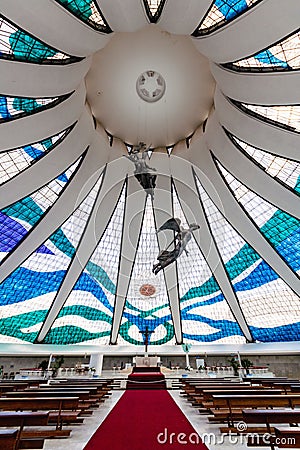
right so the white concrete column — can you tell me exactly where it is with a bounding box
[89,354,103,376]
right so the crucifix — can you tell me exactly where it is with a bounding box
[139,326,153,356]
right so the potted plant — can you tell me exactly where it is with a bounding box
[228,357,240,377]
[38,360,49,377]
[51,356,64,378]
[241,358,253,375]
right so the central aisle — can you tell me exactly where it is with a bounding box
[84,390,208,449]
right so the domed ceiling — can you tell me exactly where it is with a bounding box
[0,0,299,347]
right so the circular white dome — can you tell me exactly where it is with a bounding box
[86,25,215,148]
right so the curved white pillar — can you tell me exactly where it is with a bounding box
[98,0,148,31]
[158,0,212,35]
[0,57,91,97]
[211,62,300,105]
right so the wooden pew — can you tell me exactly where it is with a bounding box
[39,382,111,396]
[189,388,280,412]
[260,380,300,388]
[2,392,87,424]
[0,411,49,449]
[290,385,300,393]
[202,389,282,408]
[4,390,98,414]
[36,386,101,396]
[184,384,259,406]
[182,380,247,386]
[271,383,300,394]
[193,383,251,390]
[242,409,300,448]
[211,395,300,426]
[5,390,90,400]
[48,379,112,387]
[0,381,39,389]
[181,380,241,389]
[34,385,108,403]
[0,397,79,436]
[0,429,19,450]
[245,378,289,384]
[181,378,228,384]
[0,384,29,394]
[182,383,249,399]
[274,427,300,448]
[183,384,241,397]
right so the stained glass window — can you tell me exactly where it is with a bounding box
[0,157,82,263]
[216,160,300,273]
[229,133,300,192]
[0,16,77,63]
[124,195,175,345]
[172,189,244,343]
[225,31,300,71]
[0,176,102,343]
[0,128,70,185]
[234,100,300,132]
[55,1,111,32]
[0,94,69,123]
[196,174,300,342]
[43,183,125,345]
[194,0,261,36]
[143,0,165,22]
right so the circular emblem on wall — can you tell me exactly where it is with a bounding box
[136,70,166,103]
[139,283,156,297]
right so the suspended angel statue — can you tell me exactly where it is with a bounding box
[152,218,200,275]
[124,142,157,198]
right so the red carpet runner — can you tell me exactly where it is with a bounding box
[84,390,208,450]
[127,369,166,389]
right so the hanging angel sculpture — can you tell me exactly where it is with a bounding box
[152,218,200,275]
[124,142,157,198]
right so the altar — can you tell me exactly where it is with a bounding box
[134,356,160,367]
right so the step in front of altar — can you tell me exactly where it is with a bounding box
[127,371,166,390]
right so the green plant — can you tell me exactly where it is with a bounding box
[38,360,48,372]
[228,357,240,376]
[241,358,253,375]
[51,356,64,378]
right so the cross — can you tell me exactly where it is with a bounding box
[139,326,153,356]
